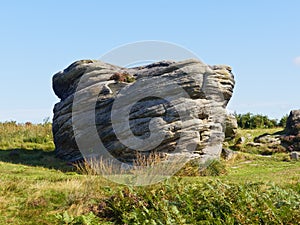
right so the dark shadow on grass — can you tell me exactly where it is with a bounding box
[274,129,286,135]
[0,148,75,172]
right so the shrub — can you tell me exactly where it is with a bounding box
[279,114,288,128]
[110,72,135,83]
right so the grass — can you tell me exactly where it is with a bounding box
[236,127,283,139]
[0,121,54,150]
[226,127,283,147]
[0,123,299,224]
[226,127,287,155]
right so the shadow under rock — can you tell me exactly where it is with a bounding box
[0,148,75,172]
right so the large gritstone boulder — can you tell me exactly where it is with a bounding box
[52,59,235,162]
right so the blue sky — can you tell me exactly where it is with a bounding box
[0,1,299,123]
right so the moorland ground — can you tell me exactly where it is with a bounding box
[0,122,299,224]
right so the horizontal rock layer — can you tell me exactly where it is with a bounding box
[52,59,235,162]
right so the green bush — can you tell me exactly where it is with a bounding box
[235,113,279,129]
[279,114,288,128]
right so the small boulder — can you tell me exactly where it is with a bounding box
[254,134,281,145]
[290,151,300,160]
[236,136,246,145]
[246,142,263,147]
[221,148,237,161]
[224,114,238,140]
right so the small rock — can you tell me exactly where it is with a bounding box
[224,114,238,140]
[236,137,246,145]
[254,134,281,145]
[290,151,300,160]
[245,133,252,139]
[246,142,263,147]
[221,148,237,161]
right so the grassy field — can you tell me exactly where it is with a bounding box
[0,123,299,224]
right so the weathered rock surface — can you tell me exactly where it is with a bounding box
[254,134,281,146]
[280,110,300,151]
[52,59,235,162]
[224,114,238,140]
[290,151,300,160]
[221,148,238,161]
[285,110,300,135]
[253,134,285,154]
[242,110,300,153]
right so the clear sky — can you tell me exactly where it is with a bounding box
[0,0,299,123]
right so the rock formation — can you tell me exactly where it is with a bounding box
[52,59,235,162]
[285,110,300,136]
[240,110,300,156]
[281,110,300,152]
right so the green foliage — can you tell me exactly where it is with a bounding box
[55,212,101,225]
[199,159,228,176]
[235,112,279,129]
[0,120,299,224]
[234,113,290,129]
[0,151,299,224]
[97,180,300,224]
[0,121,54,150]
[279,114,288,128]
